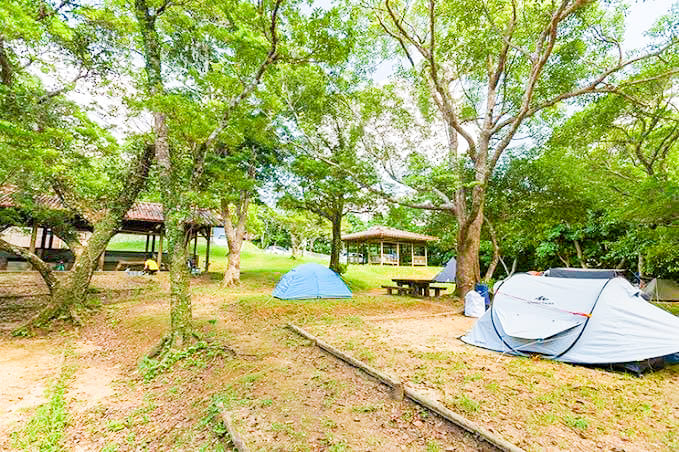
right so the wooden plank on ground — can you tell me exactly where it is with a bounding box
[286,323,525,452]
[217,403,249,452]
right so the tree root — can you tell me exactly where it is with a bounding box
[141,331,238,381]
[12,301,91,336]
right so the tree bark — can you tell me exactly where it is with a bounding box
[329,215,342,273]
[290,233,300,259]
[573,239,587,268]
[455,208,483,297]
[221,194,249,287]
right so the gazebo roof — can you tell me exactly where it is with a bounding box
[0,185,220,229]
[342,226,438,243]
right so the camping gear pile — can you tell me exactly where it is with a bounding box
[464,290,486,317]
[272,263,352,300]
[462,273,679,372]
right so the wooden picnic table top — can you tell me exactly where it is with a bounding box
[391,278,436,285]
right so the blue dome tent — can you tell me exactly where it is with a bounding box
[272,263,352,300]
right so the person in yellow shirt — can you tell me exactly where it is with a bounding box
[144,256,159,275]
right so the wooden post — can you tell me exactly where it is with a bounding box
[145,234,150,254]
[39,227,47,257]
[411,243,414,267]
[29,223,38,254]
[193,232,198,261]
[156,230,164,267]
[204,228,211,272]
[380,241,384,265]
[424,245,428,266]
[396,242,400,266]
[98,250,106,270]
[47,229,54,250]
[151,234,156,253]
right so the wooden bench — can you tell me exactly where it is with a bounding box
[381,285,412,296]
[115,260,146,271]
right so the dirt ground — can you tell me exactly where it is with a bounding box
[306,308,679,451]
[0,272,489,451]
[2,270,677,451]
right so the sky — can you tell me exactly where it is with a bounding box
[624,0,676,46]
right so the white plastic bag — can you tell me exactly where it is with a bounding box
[464,290,486,317]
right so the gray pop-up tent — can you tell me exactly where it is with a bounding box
[433,257,456,283]
[643,278,679,302]
[461,274,679,372]
[544,268,625,279]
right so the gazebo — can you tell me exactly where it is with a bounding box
[0,186,220,272]
[341,226,438,266]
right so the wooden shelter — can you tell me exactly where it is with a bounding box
[342,226,438,266]
[0,186,220,272]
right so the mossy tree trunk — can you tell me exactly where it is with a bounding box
[5,146,154,333]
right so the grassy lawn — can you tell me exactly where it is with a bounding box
[108,237,448,292]
[1,242,677,451]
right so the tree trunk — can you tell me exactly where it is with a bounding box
[329,215,342,273]
[166,213,192,342]
[573,240,587,268]
[222,241,242,287]
[290,234,300,259]
[455,207,483,297]
[8,218,122,332]
[221,193,249,287]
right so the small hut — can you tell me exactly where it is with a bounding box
[0,186,220,272]
[341,226,438,266]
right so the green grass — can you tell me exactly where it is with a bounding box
[108,237,447,292]
[11,365,74,451]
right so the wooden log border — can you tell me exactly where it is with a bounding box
[286,324,525,452]
[217,402,249,452]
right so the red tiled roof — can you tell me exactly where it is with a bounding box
[342,226,438,242]
[0,186,220,226]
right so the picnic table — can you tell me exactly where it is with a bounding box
[382,278,447,297]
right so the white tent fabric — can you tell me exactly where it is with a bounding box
[461,274,679,364]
